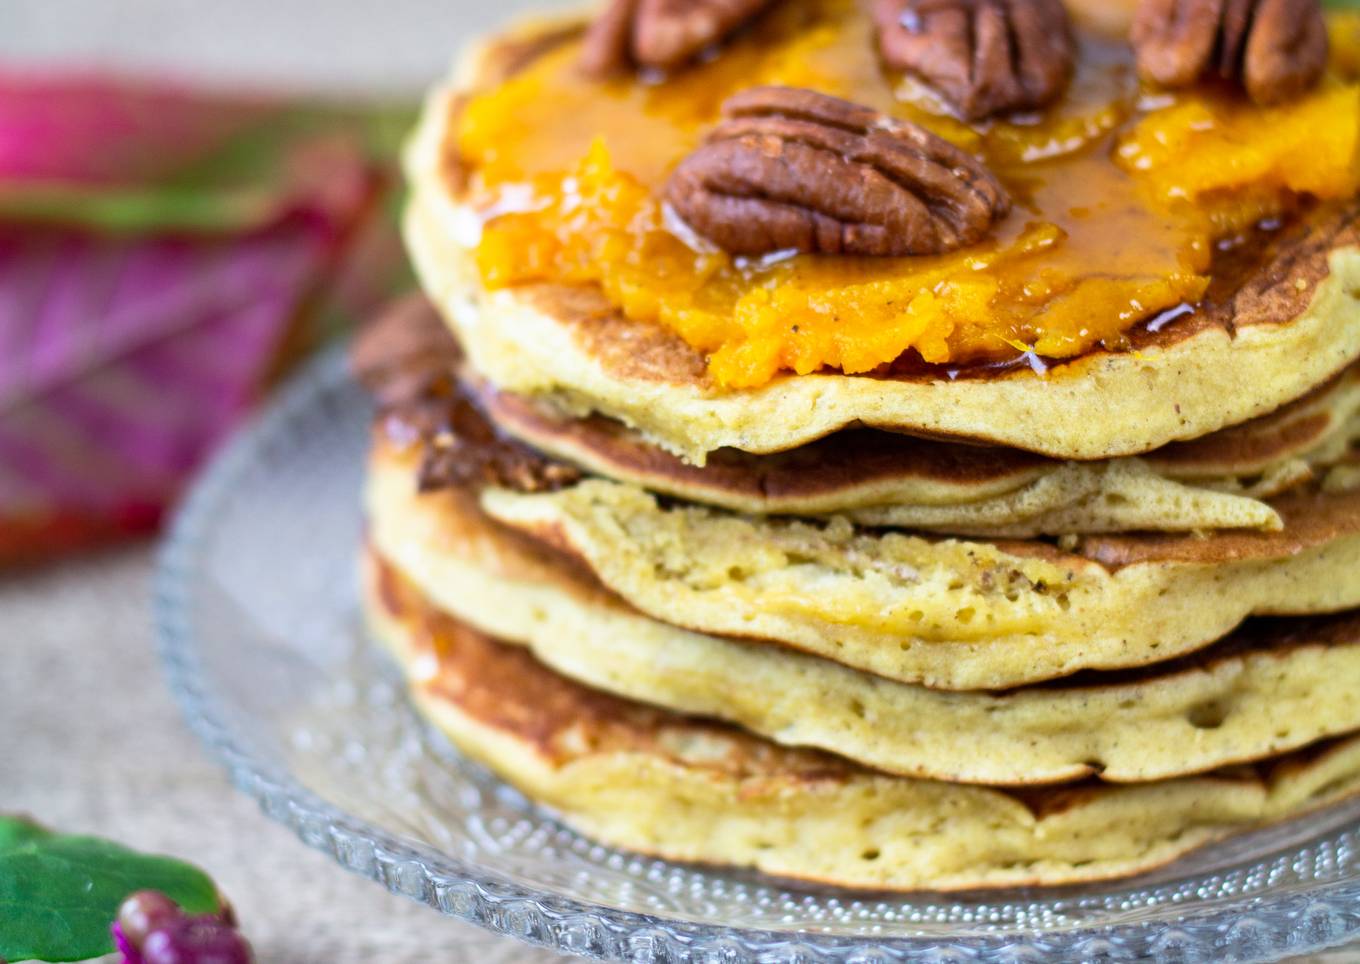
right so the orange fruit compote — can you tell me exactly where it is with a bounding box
[453,0,1360,389]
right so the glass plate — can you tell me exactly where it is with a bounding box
[156,346,1360,963]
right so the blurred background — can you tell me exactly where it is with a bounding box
[3,1,542,94]
[0,0,569,566]
[4,5,573,961]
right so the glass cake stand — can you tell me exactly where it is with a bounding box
[155,345,1360,963]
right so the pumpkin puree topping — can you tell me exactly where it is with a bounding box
[453,2,1360,389]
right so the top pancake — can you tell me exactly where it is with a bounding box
[405,14,1360,464]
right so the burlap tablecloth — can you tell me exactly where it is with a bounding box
[3,547,564,963]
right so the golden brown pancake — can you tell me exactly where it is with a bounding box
[477,358,1360,536]
[477,474,1360,690]
[363,545,1360,892]
[357,295,1360,536]
[367,450,1360,785]
[404,17,1360,464]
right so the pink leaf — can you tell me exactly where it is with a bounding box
[0,72,268,186]
[0,215,334,558]
[0,74,409,563]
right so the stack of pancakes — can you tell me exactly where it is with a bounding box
[357,14,1360,891]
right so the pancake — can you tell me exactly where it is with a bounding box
[404,19,1360,465]
[367,441,1360,785]
[478,356,1360,537]
[477,473,1360,690]
[363,547,1360,891]
[1327,451,1360,494]
[358,296,1360,536]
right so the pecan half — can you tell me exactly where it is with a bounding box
[665,86,1010,257]
[580,0,772,76]
[873,0,1075,120]
[1131,0,1328,105]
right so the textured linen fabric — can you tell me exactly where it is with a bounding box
[2,548,563,964]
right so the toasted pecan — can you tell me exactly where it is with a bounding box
[665,86,1010,257]
[1131,0,1328,104]
[580,0,772,76]
[873,0,1075,120]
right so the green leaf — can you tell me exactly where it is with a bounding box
[0,816,50,854]
[0,816,219,963]
[1326,0,1360,9]
[0,184,287,235]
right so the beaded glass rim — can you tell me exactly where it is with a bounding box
[155,345,1360,963]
